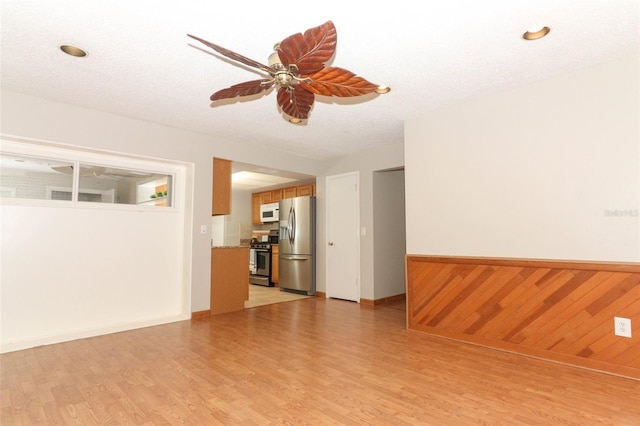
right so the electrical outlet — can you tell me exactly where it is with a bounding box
[200,225,207,235]
[614,317,632,338]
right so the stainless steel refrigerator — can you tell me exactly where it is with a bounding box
[278,196,315,295]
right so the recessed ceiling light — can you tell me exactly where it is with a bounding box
[522,26,551,41]
[60,44,87,57]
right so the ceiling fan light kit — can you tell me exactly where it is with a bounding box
[188,20,389,123]
[60,44,88,57]
[522,26,551,40]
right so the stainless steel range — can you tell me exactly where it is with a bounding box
[249,229,279,287]
[249,241,272,286]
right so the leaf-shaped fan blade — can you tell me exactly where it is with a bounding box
[211,79,274,101]
[187,34,275,75]
[277,21,337,75]
[276,87,315,119]
[300,67,380,97]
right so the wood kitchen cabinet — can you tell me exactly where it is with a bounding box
[211,247,249,315]
[281,183,315,199]
[282,186,297,199]
[271,244,279,285]
[212,157,231,215]
[296,183,315,197]
[260,191,273,204]
[258,189,283,204]
[270,189,283,202]
[251,193,261,225]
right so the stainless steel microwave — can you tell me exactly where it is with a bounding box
[259,202,279,222]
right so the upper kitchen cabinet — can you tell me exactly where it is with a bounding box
[270,189,283,203]
[261,189,282,204]
[282,186,297,199]
[282,183,315,199]
[212,157,232,215]
[260,191,273,204]
[296,184,315,197]
[251,193,261,225]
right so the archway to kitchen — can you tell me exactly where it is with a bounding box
[211,161,317,308]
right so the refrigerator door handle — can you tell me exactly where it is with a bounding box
[287,205,294,245]
[290,207,296,245]
[281,255,309,261]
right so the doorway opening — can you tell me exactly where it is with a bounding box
[373,167,406,301]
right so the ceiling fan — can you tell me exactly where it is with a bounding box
[187,20,390,123]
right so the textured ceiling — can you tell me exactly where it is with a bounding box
[1,1,638,161]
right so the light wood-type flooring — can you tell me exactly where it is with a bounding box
[2,298,639,425]
[244,284,312,308]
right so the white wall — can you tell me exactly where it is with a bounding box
[1,90,327,348]
[223,189,252,246]
[317,142,405,299]
[0,138,192,352]
[405,54,640,262]
[1,204,188,350]
[210,189,252,247]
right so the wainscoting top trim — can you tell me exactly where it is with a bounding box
[406,255,640,273]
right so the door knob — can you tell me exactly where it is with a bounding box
[328,241,334,246]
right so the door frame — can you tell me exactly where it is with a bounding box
[325,171,360,302]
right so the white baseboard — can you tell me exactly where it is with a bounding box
[0,313,190,353]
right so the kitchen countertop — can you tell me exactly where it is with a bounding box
[212,246,249,249]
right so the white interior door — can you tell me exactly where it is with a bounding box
[326,171,359,302]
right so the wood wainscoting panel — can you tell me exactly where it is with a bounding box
[406,256,640,379]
